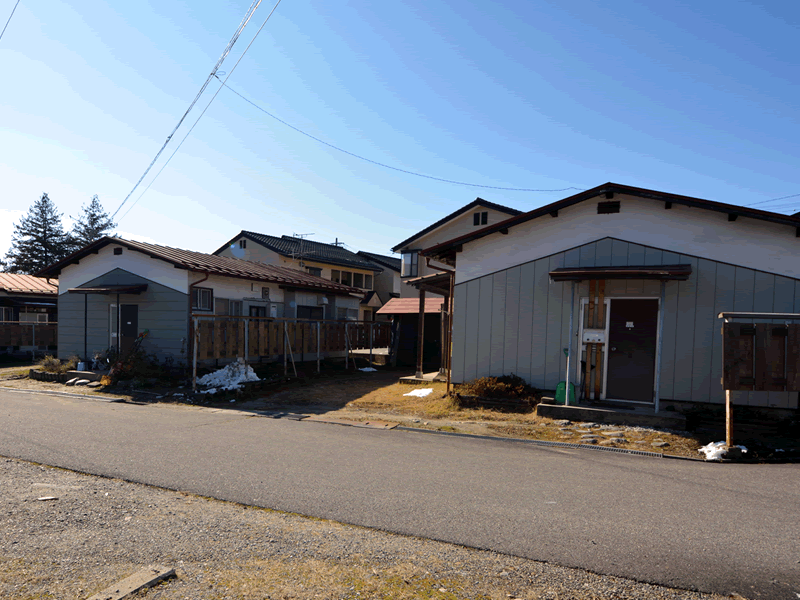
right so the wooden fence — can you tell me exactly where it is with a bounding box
[191,316,391,363]
[0,322,58,350]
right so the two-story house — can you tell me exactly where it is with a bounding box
[214,232,383,320]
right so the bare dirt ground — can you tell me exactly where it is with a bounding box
[1,457,731,600]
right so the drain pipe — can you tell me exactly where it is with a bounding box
[654,280,666,414]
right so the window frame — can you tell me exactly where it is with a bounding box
[192,287,213,311]
[353,273,364,289]
[401,252,418,278]
[307,267,322,278]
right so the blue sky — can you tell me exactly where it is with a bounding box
[2,0,799,260]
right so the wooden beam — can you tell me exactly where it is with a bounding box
[728,213,738,222]
[499,228,509,235]
[549,210,558,218]
[664,201,672,209]
[605,191,614,199]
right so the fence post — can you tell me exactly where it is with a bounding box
[369,322,373,366]
[31,323,36,361]
[283,321,287,377]
[192,316,199,392]
[244,317,249,363]
[317,322,321,374]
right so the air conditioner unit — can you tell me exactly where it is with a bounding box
[318,296,329,305]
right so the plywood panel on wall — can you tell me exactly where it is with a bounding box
[476,277,493,379]
[489,271,507,376]
[515,263,535,382]
[503,267,521,376]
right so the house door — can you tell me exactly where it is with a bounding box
[605,299,659,402]
[119,304,139,354]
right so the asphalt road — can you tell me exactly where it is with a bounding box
[1,388,799,599]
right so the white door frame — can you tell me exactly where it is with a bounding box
[577,295,661,404]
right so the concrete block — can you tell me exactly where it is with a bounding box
[86,566,175,600]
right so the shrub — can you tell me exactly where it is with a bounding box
[36,355,78,374]
[455,373,541,401]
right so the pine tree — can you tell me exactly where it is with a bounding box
[71,195,116,250]
[2,193,74,274]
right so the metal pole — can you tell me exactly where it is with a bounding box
[565,281,575,406]
[316,322,321,373]
[192,317,199,392]
[446,272,455,394]
[84,294,88,364]
[654,281,666,414]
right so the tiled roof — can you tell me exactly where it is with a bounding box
[216,232,383,272]
[356,251,401,272]
[0,273,58,295]
[376,297,445,315]
[39,238,362,295]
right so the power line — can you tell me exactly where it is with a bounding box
[117,0,284,222]
[215,78,585,194]
[111,0,263,220]
[744,192,800,207]
[0,0,21,42]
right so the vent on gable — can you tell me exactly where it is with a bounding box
[113,247,123,255]
[597,201,620,214]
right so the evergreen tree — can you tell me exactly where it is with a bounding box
[70,195,116,250]
[3,193,73,274]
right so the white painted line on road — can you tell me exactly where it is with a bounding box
[0,387,125,402]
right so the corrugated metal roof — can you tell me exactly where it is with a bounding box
[0,273,58,295]
[39,238,363,295]
[217,232,382,272]
[376,297,445,315]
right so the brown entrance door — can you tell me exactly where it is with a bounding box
[605,299,659,402]
[119,304,139,354]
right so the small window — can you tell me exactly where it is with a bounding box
[401,252,418,277]
[113,247,123,255]
[331,270,341,283]
[353,273,364,288]
[341,271,352,286]
[192,287,213,311]
[473,211,488,226]
[307,267,322,277]
[262,287,270,300]
[364,274,373,290]
[229,300,242,316]
[239,239,247,249]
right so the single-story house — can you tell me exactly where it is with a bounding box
[38,237,364,363]
[0,273,59,355]
[422,182,800,413]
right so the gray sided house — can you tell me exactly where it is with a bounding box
[423,183,800,413]
[39,237,364,364]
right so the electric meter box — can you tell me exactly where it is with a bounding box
[583,329,606,344]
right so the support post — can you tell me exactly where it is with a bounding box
[84,294,88,364]
[415,289,426,379]
[283,321,287,377]
[369,322,373,366]
[725,389,733,447]
[565,281,575,406]
[192,317,199,392]
[345,322,350,369]
[316,322,321,373]
[446,272,455,394]
[244,317,249,363]
[31,323,36,361]
[654,280,666,414]
[116,293,120,356]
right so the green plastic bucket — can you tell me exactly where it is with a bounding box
[554,381,576,405]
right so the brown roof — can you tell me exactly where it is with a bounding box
[422,183,800,263]
[0,273,58,295]
[376,297,445,315]
[38,237,362,296]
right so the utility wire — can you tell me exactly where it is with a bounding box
[0,0,21,42]
[744,192,800,207]
[111,0,263,220]
[117,0,284,222]
[215,78,585,194]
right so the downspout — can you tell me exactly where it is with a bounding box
[189,272,210,392]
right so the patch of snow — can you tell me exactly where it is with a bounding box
[403,388,433,397]
[699,441,748,461]
[359,367,377,372]
[199,388,217,395]
[197,359,260,391]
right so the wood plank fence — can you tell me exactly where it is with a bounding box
[191,315,391,363]
[0,322,58,350]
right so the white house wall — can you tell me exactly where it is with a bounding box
[450,237,800,410]
[455,194,800,284]
[58,244,189,294]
